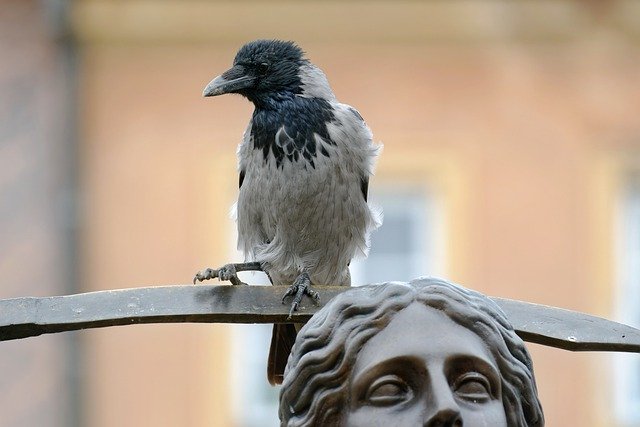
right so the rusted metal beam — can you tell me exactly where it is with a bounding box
[1,284,639,353]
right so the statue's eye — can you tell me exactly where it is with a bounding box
[364,375,413,407]
[257,62,270,75]
[453,373,492,403]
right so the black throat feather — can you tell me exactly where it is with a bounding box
[250,97,336,169]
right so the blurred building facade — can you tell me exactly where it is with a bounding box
[2,1,640,426]
[0,1,79,426]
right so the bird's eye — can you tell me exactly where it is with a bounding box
[257,62,270,75]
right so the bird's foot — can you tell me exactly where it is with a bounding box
[282,272,320,319]
[193,264,248,286]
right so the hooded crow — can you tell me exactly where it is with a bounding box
[194,40,381,384]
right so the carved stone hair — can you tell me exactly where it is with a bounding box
[279,277,544,427]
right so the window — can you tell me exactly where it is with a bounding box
[614,176,640,424]
[229,271,279,427]
[230,185,442,426]
[351,185,443,285]
[230,321,280,427]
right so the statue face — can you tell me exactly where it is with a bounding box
[343,302,507,427]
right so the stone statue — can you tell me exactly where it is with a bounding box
[279,278,544,426]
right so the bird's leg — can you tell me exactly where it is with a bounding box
[193,261,262,286]
[282,272,320,319]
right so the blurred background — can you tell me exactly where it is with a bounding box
[1,0,640,426]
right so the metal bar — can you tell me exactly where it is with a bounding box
[494,297,640,352]
[1,285,639,353]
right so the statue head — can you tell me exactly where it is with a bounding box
[279,278,544,426]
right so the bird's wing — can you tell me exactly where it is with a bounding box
[342,105,379,203]
[239,169,245,188]
[360,177,369,202]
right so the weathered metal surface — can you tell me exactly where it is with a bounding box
[1,284,639,353]
[0,285,339,341]
[494,297,640,352]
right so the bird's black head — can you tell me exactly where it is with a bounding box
[203,40,306,107]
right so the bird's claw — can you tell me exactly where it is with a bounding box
[282,273,319,320]
[193,264,248,286]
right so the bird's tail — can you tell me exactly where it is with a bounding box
[267,323,298,385]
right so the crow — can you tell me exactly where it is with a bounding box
[194,40,381,385]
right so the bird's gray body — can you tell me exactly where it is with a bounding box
[235,69,381,286]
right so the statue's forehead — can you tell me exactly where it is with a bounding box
[352,302,497,373]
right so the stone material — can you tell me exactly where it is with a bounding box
[280,278,544,426]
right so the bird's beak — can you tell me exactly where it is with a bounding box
[203,65,255,97]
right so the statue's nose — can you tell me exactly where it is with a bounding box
[422,374,463,427]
